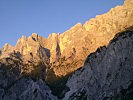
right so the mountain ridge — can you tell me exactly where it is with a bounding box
[0,0,133,99]
[1,0,132,77]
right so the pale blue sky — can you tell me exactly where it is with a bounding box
[0,0,124,48]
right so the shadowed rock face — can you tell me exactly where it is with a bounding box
[63,27,133,100]
[0,56,56,100]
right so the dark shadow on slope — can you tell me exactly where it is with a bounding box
[43,48,50,59]
[0,50,1,55]
[113,81,133,100]
[46,68,73,99]
[110,26,133,44]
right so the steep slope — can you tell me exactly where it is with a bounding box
[1,0,132,78]
[0,0,133,99]
[13,0,133,78]
[0,52,56,100]
[47,0,133,77]
[63,27,133,100]
[16,33,50,64]
[0,43,16,59]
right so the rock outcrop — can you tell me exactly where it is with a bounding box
[0,44,16,59]
[47,0,133,77]
[1,0,132,78]
[63,27,133,100]
[16,34,49,64]
[0,54,56,100]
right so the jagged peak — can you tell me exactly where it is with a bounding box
[32,33,38,35]
[63,23,83,35]
[17,35,26,42]
[17,33,40,43]
[1,43,15,56]
[16,35,27,46]
[28,33,39,41]
[4,43,12,47]
[48,33,60,38]
[69,23,82,30]
[51,33,57,35]
[57,32,60,35]
[21,35,27,40]
[74,22,82,27]
[31,33,38,38]
[3,43,14,49]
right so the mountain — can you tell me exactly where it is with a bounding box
[0,0,133,99]
[48,0,133,77]
[0,27,132,100]
[1,0,133,77]
[63,27,133,100]
[2,0,131,78]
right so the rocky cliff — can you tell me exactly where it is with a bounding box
[0,0,133,99]
[47,0,133,77]
[0,27,132,100]
[0,52,56,100]
[1,0,132,78]
[63,27,133,100]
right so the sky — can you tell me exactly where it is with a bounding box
[0,0,124,48]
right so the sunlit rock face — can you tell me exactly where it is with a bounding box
[1,0,132,78]
[0,44,16,59]
[44,33,61,63]
[46,0,133,76]
[63,27,133,100]
[16,33,49,64]
[50,23,91,76]
[124,0,133,7]
[83,0,133,49]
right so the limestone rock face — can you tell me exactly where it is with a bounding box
[2,78,56,100]
[44,33,61,63]
[50,23,91,76]
[124,0,133,7]
[48,0,133,76]
[16,33,49,64]
[63,28,133,100]
[0,56,56,100]
[0,44,16,59]
[0,35,57,99]
[84,0,133,34]
[1,0,132,77]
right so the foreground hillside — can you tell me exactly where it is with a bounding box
[63,27,133,100]
[0,56,56,100]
